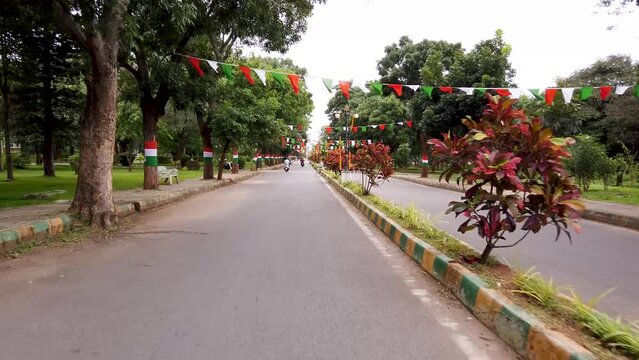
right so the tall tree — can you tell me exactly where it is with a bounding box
[119,0,322,189]
[47,0,130,227]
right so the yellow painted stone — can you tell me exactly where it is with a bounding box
[48,218,64,235]
[393,230,402,244]
[15,226,35,244]
[405,237,415,257]
[444,263,467,295]
[384,222,391,235]
[420,249,436,274]
[474,288,510,327]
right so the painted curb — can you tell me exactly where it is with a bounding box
[394,174,639,232]
[1,172,260,252]
[319,171,595,360]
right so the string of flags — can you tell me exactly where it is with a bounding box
[323,120,413,134]
[181,53,639,105]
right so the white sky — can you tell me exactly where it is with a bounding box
[247,0,639,143]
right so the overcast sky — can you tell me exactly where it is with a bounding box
[247,0,639,143]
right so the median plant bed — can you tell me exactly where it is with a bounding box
[324,171,638,359]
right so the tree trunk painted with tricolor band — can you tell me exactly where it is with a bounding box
[196,110,214,180]
[142,104,159,190]
[231,147,239,173]
[420,131,429,178]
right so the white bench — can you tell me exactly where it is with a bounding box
[157,166,179,184]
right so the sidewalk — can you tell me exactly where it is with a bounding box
[393,173,639,231]
[0,167,279,249]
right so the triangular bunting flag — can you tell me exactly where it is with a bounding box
[495,88,511,97]
[397,121,403,126]
[599,86,612,100]
[370,82,383,95]
[561,88,575,104]
[387,123,395,130]
[370,124,378,129]
[239,66,255,85]
[339,81,351,99]
[509,88,522,99]
[271,72,286,87]
[439,86,453,94]
[220,63,234,80]
[325,128,332,134]
[528,89,543,100]
[475,88,487,95]
[388,84,403,97]
[545,88,557,105]
[459,87,474,95]
[254,69,267,85]
[353,80,370,93]
[407,85,420,92]
[379,124,386,131]
[322,78,333,92]
[352,126,358,133]
[288,125,294,130]
[288,74,300,95]
[187,56,205,77]
[206,60,218,72]
[421,86,434,98]
[580,87,593,100]
[406,120,413,128]
[615,85,630,95]
[298,124,303,131]
[360,126,367,133]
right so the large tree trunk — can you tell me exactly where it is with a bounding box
[42,30,55,176]
[1,85,13,181]
[420,131,429,178]
[196,110,214,180]
[70,59,118,227]
[217,139,230,180]
[142,101,160,190]
[0,132,3,172]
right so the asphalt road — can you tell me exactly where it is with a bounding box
[343,172,639,320]
[0,165,515,360]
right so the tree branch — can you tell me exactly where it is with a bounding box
[49,0,90,50]
[119,60,140,81]
[493,230,531,249]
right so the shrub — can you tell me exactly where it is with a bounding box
[180,155,191,168]
[322,149,344,175]
[394,143,411,169]
[565,135,608,192]
[352,143,394,195]
[13,154,32,169]
[429,94,584,264]
[68,154,80,174]
[238,156,247,170]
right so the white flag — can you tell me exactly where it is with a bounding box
[509,88,523,99]
[615,85,630,95]
[206,60,218,72]
[254,69,267,85]
[397,121,403,126]
[561,88,575,104]
[352,80,370,93]
[406,85,420,92]
[370,125,378,129]
[458,87,475,95]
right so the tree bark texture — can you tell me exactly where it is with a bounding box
[196,110,214,180]
[70,61,118,227]
[42,30,55,176]
[142,101,159,190]
[1,81,13,181]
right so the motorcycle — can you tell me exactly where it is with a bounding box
[300,159,305,167]
[284,160,291,172]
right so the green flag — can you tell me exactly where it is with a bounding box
[220,64,235,80]
[370,82,383,95]
[360,126,367,133]
[271,72,286,87]
[475,88,487,95]
[580,87,593,100]
[421,86,434,98]
[635,85,639,98]
[322,78,333,92]
[528,89,543,100]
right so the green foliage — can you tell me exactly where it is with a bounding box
[394,143,411,169]
[157,155,173,165]
[513,268,563,310]
[565,135,610,192]
[68,154,80,174]
[429,95,583,264]
[13,154,32,169]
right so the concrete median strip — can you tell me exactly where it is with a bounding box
[1,171,262,252]
[318,170,596,360]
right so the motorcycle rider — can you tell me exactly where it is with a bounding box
[284,157,291,171]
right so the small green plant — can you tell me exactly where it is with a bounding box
[513,268,564,310]
[567,290,639,357]
[68,154,80,174]
[13,154,32,169]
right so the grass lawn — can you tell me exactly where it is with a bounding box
[0,165,204,209]
[581,180,639,206]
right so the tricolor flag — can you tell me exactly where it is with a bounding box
[422,154,429,167]
[203,147,213,164]
[144,141,158,167]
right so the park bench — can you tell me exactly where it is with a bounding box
[157,166,179,184]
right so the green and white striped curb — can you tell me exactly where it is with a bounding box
[0,214,73,252]
[319,170,595,360]
[393,174,639,231]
